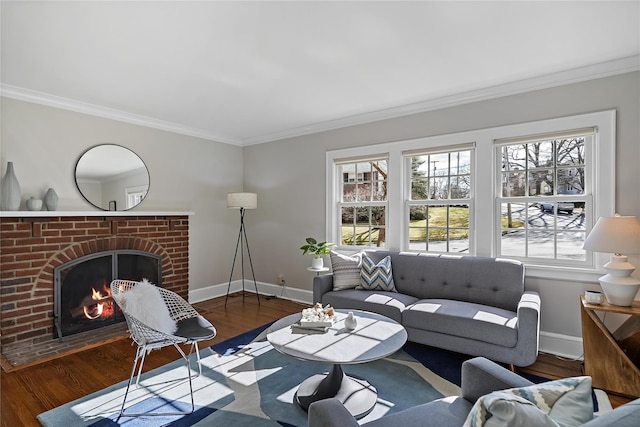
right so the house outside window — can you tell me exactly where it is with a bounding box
[337,158,388,247]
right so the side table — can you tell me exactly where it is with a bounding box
[306,266,330,276]
[580,296,640,397]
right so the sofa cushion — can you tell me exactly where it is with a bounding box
[358,254,397,291]
[403,299,518,347]
[330,251,363,291]
[364,396,473,427]
[464,376,593,427]
[321,289,418,323]
[365,251,524,311]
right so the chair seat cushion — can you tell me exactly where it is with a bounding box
[175,316,216,340]
[364,396,473,427]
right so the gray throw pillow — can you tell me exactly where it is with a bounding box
[329,251,363,291]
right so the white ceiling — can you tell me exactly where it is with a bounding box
[2,1,639,146]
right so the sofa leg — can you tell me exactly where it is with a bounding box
[509,364,516,373]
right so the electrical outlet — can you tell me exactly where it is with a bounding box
[277,274,285,285]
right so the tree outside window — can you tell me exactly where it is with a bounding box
[408,149,472,253]
[499,135,588,261]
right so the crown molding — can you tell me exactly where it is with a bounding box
[2,55,638,147]
[0,84,242,146]
[242,55,640,145]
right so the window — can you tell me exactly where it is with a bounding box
[337,158,388,247]
[326,110,615,280]
[406,147,473,253]
[497,131,591,263]
[125,185,148,209]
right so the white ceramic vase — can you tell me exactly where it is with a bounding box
[44,188,58,211]
[311,257,324,269]
[1,161,21,211]
[26,197,43,211]
[345,312,357,331]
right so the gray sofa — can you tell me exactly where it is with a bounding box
[313,251,540,366]
[308,357,640,427]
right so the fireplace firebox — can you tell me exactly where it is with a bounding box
[54,250,162,340]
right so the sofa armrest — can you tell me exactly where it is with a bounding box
[308,398,360,427]
[517,291,541,324]
[313,274,334,304]
[461,357,534,403]
[582,398,640,427]
[514,291,541,365]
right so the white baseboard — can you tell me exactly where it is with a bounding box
[539,331,584,360]
[190,282,584,360]
[189,281,313,305]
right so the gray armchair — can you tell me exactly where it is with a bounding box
[308,357,640,427]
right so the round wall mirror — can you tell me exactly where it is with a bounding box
[75,144,149,211]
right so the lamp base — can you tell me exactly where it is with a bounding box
[599,274,640,306]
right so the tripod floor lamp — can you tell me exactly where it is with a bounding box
[225,192,260,306]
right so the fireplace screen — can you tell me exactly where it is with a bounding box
[54,250,161,339]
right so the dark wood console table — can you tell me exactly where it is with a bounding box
[580,296,640,397]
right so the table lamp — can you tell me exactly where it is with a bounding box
[582,214,640,306]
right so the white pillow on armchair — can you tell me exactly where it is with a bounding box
[116,279,177,335]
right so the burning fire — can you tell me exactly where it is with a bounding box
[83,282,114,320]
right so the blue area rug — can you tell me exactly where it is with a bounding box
[37,322,465,426]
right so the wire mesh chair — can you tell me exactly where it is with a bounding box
[110,279,216,418]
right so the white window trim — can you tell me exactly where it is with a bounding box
[326,110,615,282]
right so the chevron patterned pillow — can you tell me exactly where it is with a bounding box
[357,255,397,292]
[464,376,593,427]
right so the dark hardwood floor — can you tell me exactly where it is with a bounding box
[0,294,630,426]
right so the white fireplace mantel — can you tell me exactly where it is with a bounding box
[0,211,194,218]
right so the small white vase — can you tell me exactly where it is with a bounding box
[26,197,43,211]
[311,257,324,269]
[345,312,357,331]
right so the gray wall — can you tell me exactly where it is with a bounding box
[243,71,640,342]
[0,97,244,290]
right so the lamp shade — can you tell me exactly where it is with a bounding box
[227,192,257,209]
[583,215,640,255]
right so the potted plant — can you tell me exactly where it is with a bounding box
[300,237,334,269]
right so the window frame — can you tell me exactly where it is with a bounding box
[326,110,615,282]
[335,156,390,248]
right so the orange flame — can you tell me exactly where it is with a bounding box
[82,281,114,320]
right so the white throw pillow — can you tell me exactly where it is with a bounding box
[116,279,177,335]
[329,251,363,291]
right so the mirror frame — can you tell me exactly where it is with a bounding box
[74,144,150,211]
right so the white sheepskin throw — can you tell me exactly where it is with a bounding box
[118,279,177,335]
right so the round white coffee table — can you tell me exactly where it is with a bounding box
[266,309,407,418]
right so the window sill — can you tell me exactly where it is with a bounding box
[524,263,602,283]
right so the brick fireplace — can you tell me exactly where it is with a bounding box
[0,213,190,369]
